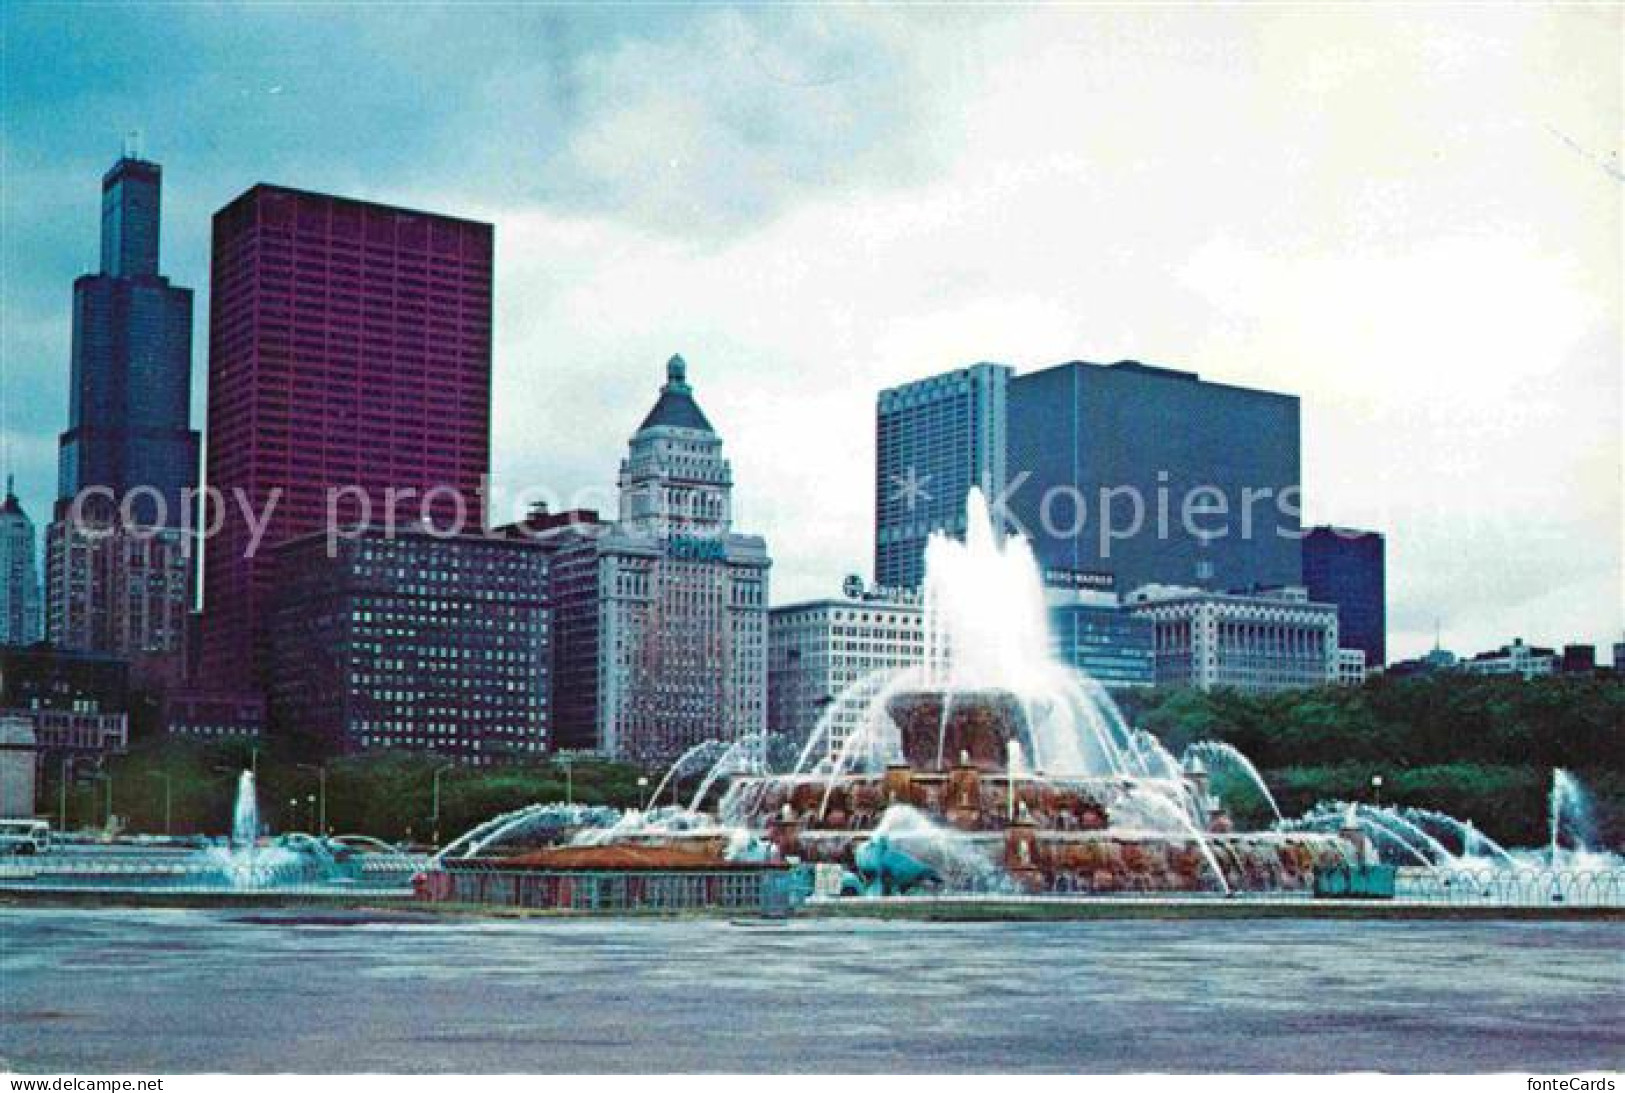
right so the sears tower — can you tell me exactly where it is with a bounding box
[45,155,196,673]
[57,156,198,525]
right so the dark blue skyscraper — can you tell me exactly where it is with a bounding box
[1302,526,1386,668]
[57,156,197,526]
[1007,360,1301,594]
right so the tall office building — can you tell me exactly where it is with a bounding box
[45,156,196,677]
[57,157,197,526]
[200,185,493,688]
[267,527,549,762]
[875,364,1010,589]
[0,480,43,645]
[548,357,770,764]
[1302,526,1386,668]
[1008,361,1301,593]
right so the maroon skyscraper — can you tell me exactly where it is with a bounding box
[201,185,493,687]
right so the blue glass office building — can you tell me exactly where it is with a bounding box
[58,158,197,527]
[875,363,1010,588]
[1302,526,1386,667]
[1049,603,1155,689]
[1007,361,1301,594]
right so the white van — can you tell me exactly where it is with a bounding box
[0,819,51,855]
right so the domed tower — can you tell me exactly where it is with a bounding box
[617,355,733,537]
[571,356,771,765]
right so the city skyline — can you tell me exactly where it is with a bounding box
[2,6,1619,661]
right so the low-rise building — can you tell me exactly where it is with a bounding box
[266,526,550,763]
[1463,638,1557,680]
[1126,584,1339,693]
[1042,569,1154,690]
[162,688,265,739]
[0,644,129,754]
[769,581,925,759]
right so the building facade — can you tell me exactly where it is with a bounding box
[549,357,770,765]
[768,585,925,759]
[1007,360,1301,593]
[1302,526,1386,668]
[0,481,43,645]
[1127,584,1339,693]
[161,689,265,740]
[1336,647,1369,686]
[266,527,549,762]
[1462,638,1557,679]
[43,520,190,684]
[875,364,1010,589]
[1042,570,1155,691]
[56,157,198,527]
[0,645,130,755]
[201,185,493,689]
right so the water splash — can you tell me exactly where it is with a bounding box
[1183,741,1283,823]
[1550,769,1598,866]
[231,771,260,848]
[793,490,1144,779]
[1401,807,1517,866]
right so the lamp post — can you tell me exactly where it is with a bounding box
[559,756,573,806]
[430,763,456,847]
[288,797,301,831]
[637,776,650,811]
[1371,774,1384,808]
[90,771,114,831]
[298,764,327,835]
[147,772,173,835]
[58,755,75,832]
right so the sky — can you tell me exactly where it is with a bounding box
[1,3,1620,661]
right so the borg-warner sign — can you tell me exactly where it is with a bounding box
[1042,567,1117,592]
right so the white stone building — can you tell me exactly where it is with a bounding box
[1126,584,1340,693]
[1462,638,1558,680]
[769,583,925,760]
[550,357,770,766]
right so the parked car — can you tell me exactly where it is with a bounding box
[0,819,52,856]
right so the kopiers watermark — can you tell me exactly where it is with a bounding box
[893,469,1314,557]
[63,468,1329,561]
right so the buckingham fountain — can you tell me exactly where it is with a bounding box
[438,491,1367,899]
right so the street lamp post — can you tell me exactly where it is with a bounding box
[637,776,650,811]
[1371,774,1384,808]
[288,797,301,831]
[58,755,75,832]
[83,771,114,832]
[431,763,456,848]
[147,772,173,835]
[298,764,327,835]
[560,757,573,806]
